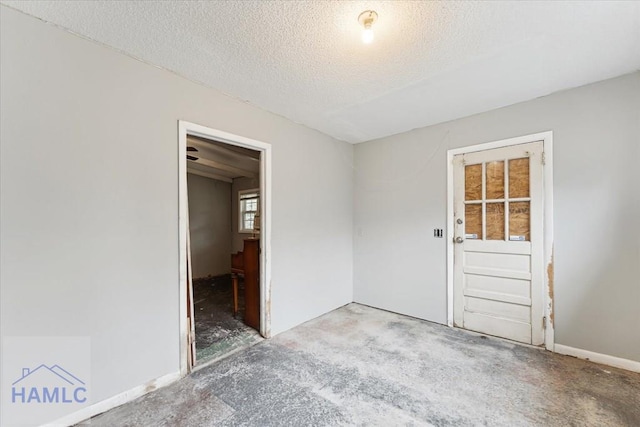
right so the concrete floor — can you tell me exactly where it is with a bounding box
[193,276,261,364]
[87,304,640,426]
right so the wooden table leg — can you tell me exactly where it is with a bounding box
[232,274,239,317]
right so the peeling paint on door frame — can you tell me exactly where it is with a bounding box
[541,133,555,351]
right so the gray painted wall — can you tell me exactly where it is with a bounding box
[0,6,353,421]
[187,173,231,278]
[231,176,260,253]
[354,72,640,362]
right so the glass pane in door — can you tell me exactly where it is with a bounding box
[465,164,482,200]
[509,158,530,198]
[486,203,505,240]
[465,204,483,239]
[486,161,505,199]
[509,202,530,241]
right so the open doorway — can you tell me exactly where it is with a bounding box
[179,121,272,374]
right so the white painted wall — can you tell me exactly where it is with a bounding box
[0,6,353,423]
[231,176,260,253]
[187,173,231,278]
[354,72,640,363]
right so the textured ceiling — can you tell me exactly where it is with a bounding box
[3,1,639,143]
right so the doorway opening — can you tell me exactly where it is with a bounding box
[179,121,272,374]
[446,132,554,351]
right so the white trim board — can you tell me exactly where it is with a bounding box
[178,120,272,376]
[446,131,555,351]
[554,344,640,373]
[45,371,181,427]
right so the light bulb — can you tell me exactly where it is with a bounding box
[362,27,374,44]
[358,10,378,45]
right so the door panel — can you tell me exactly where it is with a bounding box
[453,141,544,345]
[463,311,531,343]
[465,275,531,303]
[465,251,531,272]
[465,297,531,323]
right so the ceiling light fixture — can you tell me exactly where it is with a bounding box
[358,10,378,44]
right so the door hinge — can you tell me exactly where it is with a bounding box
[542,316,547,329]
[541,152,546,165]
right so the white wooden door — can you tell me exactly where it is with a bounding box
[453,141,544,345]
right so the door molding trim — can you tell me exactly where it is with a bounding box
[178,120,272,376]
[446,131,554,351]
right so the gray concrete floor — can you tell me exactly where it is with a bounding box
[193,276,262,364]
[86,304,640,426]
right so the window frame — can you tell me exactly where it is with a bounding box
[238,188,260,233]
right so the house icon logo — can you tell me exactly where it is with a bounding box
[11,364,88,404]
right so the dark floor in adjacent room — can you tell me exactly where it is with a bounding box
[193,275,261,365]
[87,304,640,426]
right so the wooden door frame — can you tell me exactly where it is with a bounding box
[446,131,554,351]
[178,120,272,376]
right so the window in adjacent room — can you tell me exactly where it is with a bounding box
[239,189,259,233]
